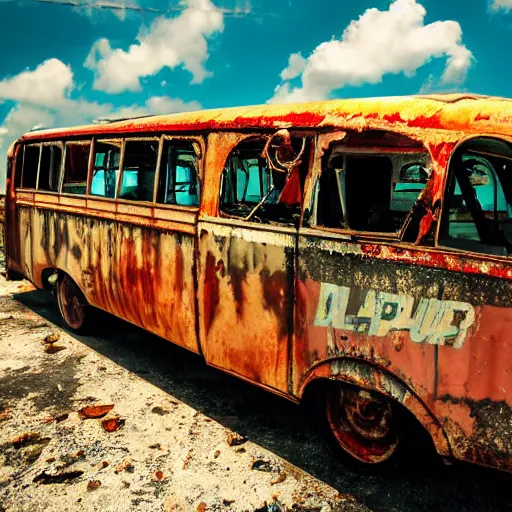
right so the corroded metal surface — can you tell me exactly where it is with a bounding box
[5,94,512,473]
[17,203,199,354]
[12,94,512,144]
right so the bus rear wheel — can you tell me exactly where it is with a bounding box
[56,274,89,332]
[325,383,401,468]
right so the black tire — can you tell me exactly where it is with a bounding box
[55,274,91,333]
[323,382,405,472]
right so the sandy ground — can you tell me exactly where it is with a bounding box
[0,255,368,512]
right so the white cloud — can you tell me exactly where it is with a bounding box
[85,0,224,93]
[0,59,201,192]
[0,59,73,107]
[280,52,307,81]
[491,0,512,11]
[269,0,473,103]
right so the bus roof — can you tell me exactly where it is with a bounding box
[18,93,512,143]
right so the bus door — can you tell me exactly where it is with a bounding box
[196,131,313,392]
[433,137,512,470]
[294,130,440,406]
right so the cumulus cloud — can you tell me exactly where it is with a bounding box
[0,59,201,192]
[0,59,73,107]
[269,0,473,103]
[491,0,512,11]
[85,0,224,93]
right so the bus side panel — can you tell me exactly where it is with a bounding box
[435,262,512,472]
[294,237,438,407]
[295,236,512,471]
[25,205,200,354]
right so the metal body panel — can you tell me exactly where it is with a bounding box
[196,218,294,392]
[18,201,200,354]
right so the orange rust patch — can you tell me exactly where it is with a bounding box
[101,416,125,432]
[78,405,114,419]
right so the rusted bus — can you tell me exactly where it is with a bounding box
[5,93,512,473]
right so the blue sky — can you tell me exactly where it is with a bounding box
[1,0,512,191]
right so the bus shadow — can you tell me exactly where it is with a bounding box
[14,288,512,512]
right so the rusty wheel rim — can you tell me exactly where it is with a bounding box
[326,386,400,464]
[58,276,86,330]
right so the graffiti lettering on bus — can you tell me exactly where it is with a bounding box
[314,283,476,348]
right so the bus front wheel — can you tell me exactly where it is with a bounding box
[56,274,89,332]
[325,383,402,468]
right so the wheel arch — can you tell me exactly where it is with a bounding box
[298,357,452,457]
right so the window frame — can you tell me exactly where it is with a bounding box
[89,138,124,201]
[155,135,204,209]
[60,140,93,196]
[19,143,42,191]
[36,141,64,194]
[219,130,314,226]
[435,136,512,261]
[310,138,432,242]
[117,136,161,204]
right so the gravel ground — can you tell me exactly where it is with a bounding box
[0,255,367,512]
[0,248,511,512]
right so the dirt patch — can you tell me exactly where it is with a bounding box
[0,255,367,512]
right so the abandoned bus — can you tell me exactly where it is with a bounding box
[3,94,512,472]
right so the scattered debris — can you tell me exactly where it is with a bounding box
[87,480,101,491]
[43,332,60,344]
[254,498,286,512]
[114,460,134,474]
[251,459,276,473]
[271,472,287,485]
[44,344,65,354]
[101,416,125,432]
[78,405,114,419]
[33,470,84,485]
[151,406,169,416]
[55,413,69,423]
[227,432,247,447]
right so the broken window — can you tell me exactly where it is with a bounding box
[439,138,512,256]
[317,131,430,234]
[38,145,62,192]
[119,140,158,202]
[91,141,121,199]
[220,131,310,226]
[21,145,40,189]
[157,140,200,206]
[62,142,91,195]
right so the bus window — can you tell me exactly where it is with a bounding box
[21,145,40,189]
[220,133,310,225]
[439,139,512,256]
[91,141,121,199]
[38,145,62,192]
[317,132,430,234]
[157,141,200,206]
[62,142,91,195]
[119,140,158,202]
